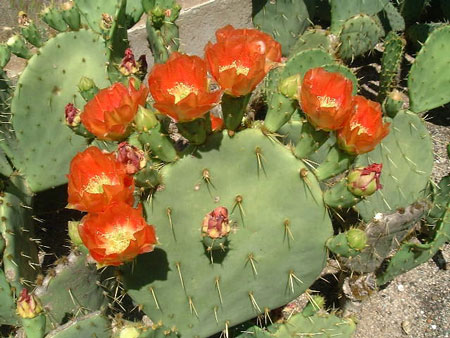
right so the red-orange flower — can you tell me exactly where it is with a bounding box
[210,114,224,131]
[300,67,354,131]
[67,146,134,212]
[337,96,390,155]
[148,52,222,122]
[78,203,157,266]
[205,25,282,97]
[80,79,148,141]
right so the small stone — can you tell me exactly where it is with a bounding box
[397,284,405,292]
[401,320,412,335]
[431,325,437,330]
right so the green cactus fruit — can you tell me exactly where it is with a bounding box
[264,49,334,132]
[324,179,361,209]
[346,229,368,250]
[45,311,111,338]
[221,93,251,131]
[78,76,99,102]
[278,73,301,100]
[0,44,11,68]
[121,128,332,337]
[252,0,314,55]
[138,122,178,162]
[40,7,68,32]
[378,2,405,33]
[10,30,110,193]
[408,25,450,113]
[330,0,388,33]
[382,90,405,118]
[354,111,433,221]
[20,20,44,48]
[21,314,46,338]
[0,192,40,292]
[377,205,450,285]
[134,106,159,132]
[6,35,32,59]
[337,14,384,60]
[378,31,405,102]
[61,2,81,30]
[289,29,332,56]
[34,251,108,329]
[17,289,46,338]
[327,232,360,258]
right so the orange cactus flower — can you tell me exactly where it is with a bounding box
[205,25,282,97]
[337,96,390,155]
[80,79,148,141]
[148,52,222,122]
[67,146,134,212]
[78,203,157,266]
[300,67,354,131]
[210,114,224,131]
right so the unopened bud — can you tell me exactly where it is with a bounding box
[279,73,301,100]
[119,326,140,338]
[134,106,158,132]
[346,228,367,251]
[347,163,382,197]
[65,103,81,127]
[202,207,231,249]
[116,142,146,175]
[78,76,96,92]
[17,289,43,319]
[68,221,83,246]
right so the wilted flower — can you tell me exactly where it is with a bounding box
[78,203,157,266]
[300,67,354,131]
[337,96,390,154]
[148,52,222,122]
[67,146,134,212]
[65,103,81,127]
[17,289,42,319]
[205,25,281,97]
[80,79,148,141]
[347,163,383,197]
[116,142,146,175]
[201,206,230,239]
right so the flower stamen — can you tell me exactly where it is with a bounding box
[167,82,198,104]
[84,173,114,194]
[317,95,338,108]
[219,60,250,76]
[350,122,371,136]
[102,225,135,255]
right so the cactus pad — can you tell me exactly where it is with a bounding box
[408,25,450,113]
[122,128,332,337]
[45,311,110,338]
[10,30,110,192]
[354,111,433,221]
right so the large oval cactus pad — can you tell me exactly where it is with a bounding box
[355,111,433,221]
[11,30,110,192]
[122,128,332,337]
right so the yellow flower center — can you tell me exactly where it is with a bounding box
[219,60,250,76]
[318,95,338,108]
[167,82,198,104]
[102,225,135,255]
[350,122,370,135]
[84,173,114,194]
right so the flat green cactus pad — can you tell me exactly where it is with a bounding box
[0,268,18,325]
[45,311,110,338]
[354,111,433,221]
[408,25,450,113]
[10,30,110,192]
[122,128,332,337]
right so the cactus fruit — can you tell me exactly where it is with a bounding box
[121,128,333,337]
[408,25,450,113]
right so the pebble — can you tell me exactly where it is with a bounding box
[397,284,405,292]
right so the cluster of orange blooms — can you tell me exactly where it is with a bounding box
[67,25,390,265]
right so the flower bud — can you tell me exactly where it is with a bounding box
[68,221,83,246]
[17,289,43,319]
[134,106,158,132]
[347,163,382,197]
[202,207,231,249]
[65,103,81,127]
[279,73,301,100]
[346,228,367,251]
[78,76,96,92]
[116,142,146,175]
[119,326,140,338]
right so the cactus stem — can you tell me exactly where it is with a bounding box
[175,262,186,292]
[255,146,266,177]
[248,292,261,313]
[213,306,219,323]
[214,277,223,305]
[245,253,258,276]
[166,207,176,241]
[149,286,161,310]
[188,296,199,318]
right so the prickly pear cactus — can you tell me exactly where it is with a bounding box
[121,128,333,337]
